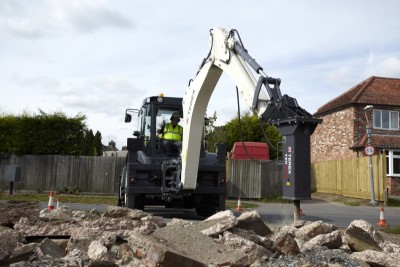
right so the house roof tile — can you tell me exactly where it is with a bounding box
[351,134,400,149]
[314,76,400,116]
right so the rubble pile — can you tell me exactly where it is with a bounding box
[0,203,399,266]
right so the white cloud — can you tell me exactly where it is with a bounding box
[326,66,358,89]
[49,77,143,117]
[48,0,132,33]
[1,18,45,39]
[367,50,375,65]
[366,57,400,78]
[1,0,400,149]
[0,0,132,39]
[10,72,59,90]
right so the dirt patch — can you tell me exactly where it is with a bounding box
[0,200,40,227]
[379,231,400,245]
[312,192,372,206]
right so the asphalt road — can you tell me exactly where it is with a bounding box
[40,199,400,229]
[251,199,400,228]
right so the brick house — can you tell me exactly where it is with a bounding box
[311,76,400,195]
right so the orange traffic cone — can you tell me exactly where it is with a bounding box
[300,208,305,216]
[377,207,389,227]
[56,197,61,209]
[235,196,244,211]
[48,191,55,211]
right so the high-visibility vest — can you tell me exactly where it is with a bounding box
[163,123,183,141]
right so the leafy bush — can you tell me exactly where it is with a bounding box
[57,185,81,195]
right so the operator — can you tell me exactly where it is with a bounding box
[158,112,183,153]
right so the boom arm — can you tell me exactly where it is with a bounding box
[181,27,268,189]
[181,27,318,190]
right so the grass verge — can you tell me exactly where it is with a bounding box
[1,193,263,209]
[381,225,400,235]
[0,193,118,206]
[388,197,400,207]
[225,200,258,209]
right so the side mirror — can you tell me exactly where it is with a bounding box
[204,117,210,126]
[125,114,132,123]
[133,131,140,137]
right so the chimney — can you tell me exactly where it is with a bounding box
[109,140,116,150]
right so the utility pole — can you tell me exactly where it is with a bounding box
[364,105,377,206]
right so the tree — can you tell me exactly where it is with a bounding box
[0,110,102,156]
[0,114,17,156]
[79,129,103,156]
[12,110,87,155]
[204,111,227,152]
[93,131,103,156]
[205,125,226,152]
[207,111,281,159]
[81,129,95,156]
[204,111,218,137]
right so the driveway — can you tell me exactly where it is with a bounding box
[248,197,400,229]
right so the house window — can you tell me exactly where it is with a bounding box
[373,110,399,130]
[385,150,400,176]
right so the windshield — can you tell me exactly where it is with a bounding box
[156,108,182,132]
[138,106,152,145]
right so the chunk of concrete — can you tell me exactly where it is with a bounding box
[103,206,148,219]
[128,224,250,266]
[344,221,383,252]
[87,240,111,261]
[273,231,300,255]
[0,227,22,261]
[298,220,336,239]
[37,238,66,258]
[236,210,273,237]
[196,210,238,237]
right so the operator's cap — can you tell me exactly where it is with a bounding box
[170,112,180,120]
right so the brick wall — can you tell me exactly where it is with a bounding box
[310,105,400,196]
[387,177,400,195]
[311,107,357,162]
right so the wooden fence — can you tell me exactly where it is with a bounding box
[1,155,284,198]
[0,155,126,194]
[1,154,387,201]
[227,159,282,198]
[311,154,387,201]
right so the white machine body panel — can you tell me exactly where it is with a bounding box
[181,27,270,189]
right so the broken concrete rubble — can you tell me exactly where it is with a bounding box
[0,226,22,261]
[0,201,399,266]
[236,210,273,237]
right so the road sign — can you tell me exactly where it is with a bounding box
[364,146,375,156]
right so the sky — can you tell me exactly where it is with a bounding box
[1,0,400,150]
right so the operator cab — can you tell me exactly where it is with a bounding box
[127,95,183,157]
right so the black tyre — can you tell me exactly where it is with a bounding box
[195,194,218,217]
[125,194,135,209]
[165,202,174,208]
[118,166,127,207]
[125,194,145,210]
[117,188,123,207]
[218,195,226,212]
[183,196,195,209]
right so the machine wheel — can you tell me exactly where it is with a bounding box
[218,195,226,212]
[165,201,174,208]
[117,186,123,207]
[195,194,218,217]
[183,196,195,209]
[125,194,145,210]
[118,166,127,207]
